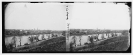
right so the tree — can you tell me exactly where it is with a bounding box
[19,37,21,46]
[79,36,82,46]
[29,36,34,43]
[12,36,16,48]
[62,31,66,36]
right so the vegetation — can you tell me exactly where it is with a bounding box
[7,37,66,52]
[70,29,129,36]
[5,29,66,37]
[73,34,129,51]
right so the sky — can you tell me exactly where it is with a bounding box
[5,3,130,30]
[5,3,67,30]
[68,3,130,30]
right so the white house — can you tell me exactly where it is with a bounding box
[5,36,15,47]
[38,34,43,41]
[103,33,108,39]
[108,33,112,38]
[81,35,91,45]
[75,36,81,47]
[20,35,31,46]
[43,34,50,40]
[116,33,122,36]
[98,34,104,40]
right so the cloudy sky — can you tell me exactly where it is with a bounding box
[69,3,130,30]
[5,3,130,30]
[5,3,67,30]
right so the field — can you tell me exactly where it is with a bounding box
[7,37,66,52]
[72,34,130,52]
[4,29,130,52]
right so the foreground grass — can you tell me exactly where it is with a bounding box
[8,37,66,52]
[73,35,129,52]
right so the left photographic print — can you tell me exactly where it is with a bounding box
[3,2,67,53]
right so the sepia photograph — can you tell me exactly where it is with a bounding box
[2,1,131,53]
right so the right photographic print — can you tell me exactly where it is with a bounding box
[66,2,131,53]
